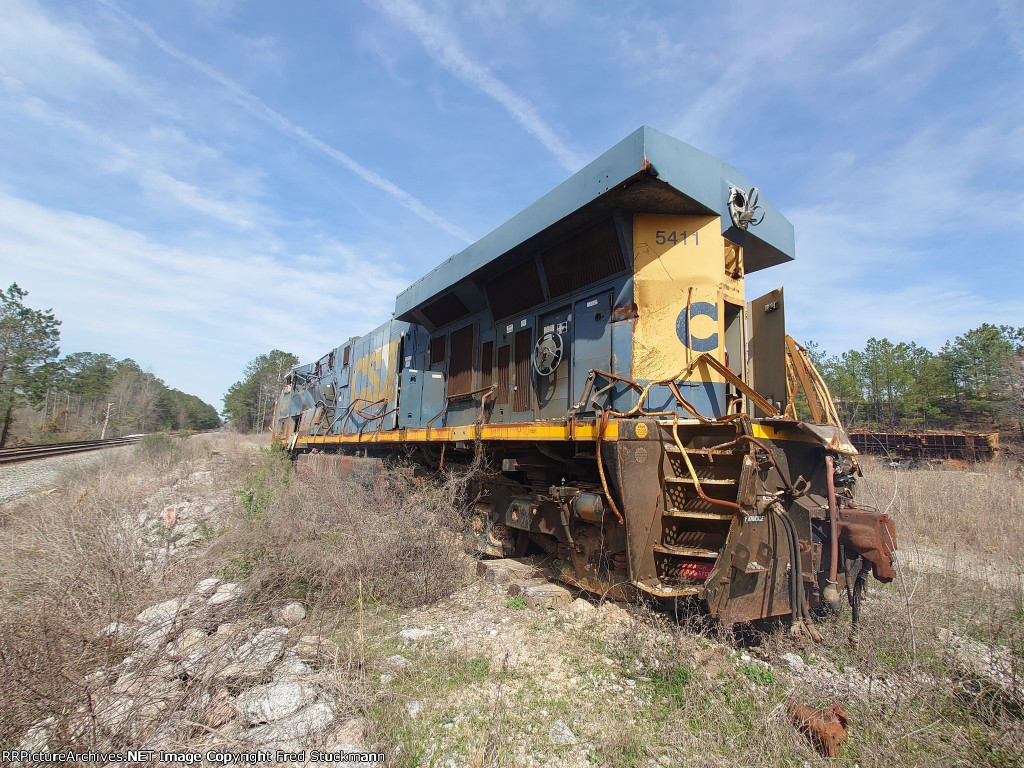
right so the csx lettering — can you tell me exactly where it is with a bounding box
[676,301,718,352]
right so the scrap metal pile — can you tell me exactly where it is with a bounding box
[849,430,998,463]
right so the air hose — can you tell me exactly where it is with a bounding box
[773,503,823,642]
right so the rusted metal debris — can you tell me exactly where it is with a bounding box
[849,430,999,462]
[787,699,850,757]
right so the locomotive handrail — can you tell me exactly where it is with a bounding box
[425,384,498,439]
[584,352,779,421]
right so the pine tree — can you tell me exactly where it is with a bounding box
[0,284,61,446]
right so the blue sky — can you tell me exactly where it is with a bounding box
[1,0,1022,410]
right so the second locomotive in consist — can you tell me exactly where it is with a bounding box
[273,127,897,633]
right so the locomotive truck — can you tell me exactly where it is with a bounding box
[272,126,897,634]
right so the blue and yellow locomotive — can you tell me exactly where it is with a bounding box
[273,127,897,631]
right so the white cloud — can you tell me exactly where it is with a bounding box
[0,84,266,230]
[187,0,238,24]
[0,0,139,101]
[370,0,587,172]
[747,113,1024,356]
[94,0,473,242]
[997,0,1024,66]
[0,191,407,407]
[667,6,830,151]
[843,16,931,75]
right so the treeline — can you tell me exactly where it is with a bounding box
[812,323,1024,436]
[222,349,297,433]
[38,352,220,440]
[0,283,219,446]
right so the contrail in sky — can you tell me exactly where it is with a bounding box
[95,0,473,243]
[372,0,587,173]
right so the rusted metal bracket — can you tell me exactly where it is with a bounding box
[785,336,824,422]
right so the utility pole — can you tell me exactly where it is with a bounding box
[100,402,113,440]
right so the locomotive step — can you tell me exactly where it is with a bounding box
[663,508,735,521]
[652,543,720,558]
[664,476,737,485]
[643,582,702,597]
[663,446,738,457]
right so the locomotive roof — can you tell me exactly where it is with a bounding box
[395,125,795,321]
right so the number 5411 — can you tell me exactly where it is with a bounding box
[655,230,698,246]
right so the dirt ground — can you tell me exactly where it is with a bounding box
[1,437,1021,767]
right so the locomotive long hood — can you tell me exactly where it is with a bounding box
[395,125,796,322]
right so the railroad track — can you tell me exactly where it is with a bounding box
[0,436,142,465]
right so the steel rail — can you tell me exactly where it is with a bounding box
[0,436,142,465]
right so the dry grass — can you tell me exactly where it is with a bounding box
[0,434,263,749]
[0,435,474,753]
[2,437,1022,766]
[218,452,471,614]
[859,457,1024,563]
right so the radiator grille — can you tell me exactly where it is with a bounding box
[541,219,624,297]
[448,325,474,396]
[480,340,494,388]
[422,292,470,327]
[485,260,544,320]
[496,345,510,405]
[513,328,532,412]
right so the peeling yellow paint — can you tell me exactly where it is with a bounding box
[632,214,745,383]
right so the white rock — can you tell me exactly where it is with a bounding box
[135,597,183,625]
[399,628,433,641]
[169,627,208,659]
[325,718,365,752]
[236,681,320,725]
[272,601,306,626]
[406,700,424,718]
[780,652,805,671]
[548,719,577,745]
[208,582,243,608]
[193,578,222,597]
[273,649,313,680]
[100,622,132,639]
[97,665,183,734]
[246,701,335,749]
[135,619,180,650]
[19,717,57,751]
[295,634,339,660]
[217,627,288,680]
[384,654,412,670]
[568,598,596,614]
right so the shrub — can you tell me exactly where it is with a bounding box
[135,432,178,465]
[219,454,472,612]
